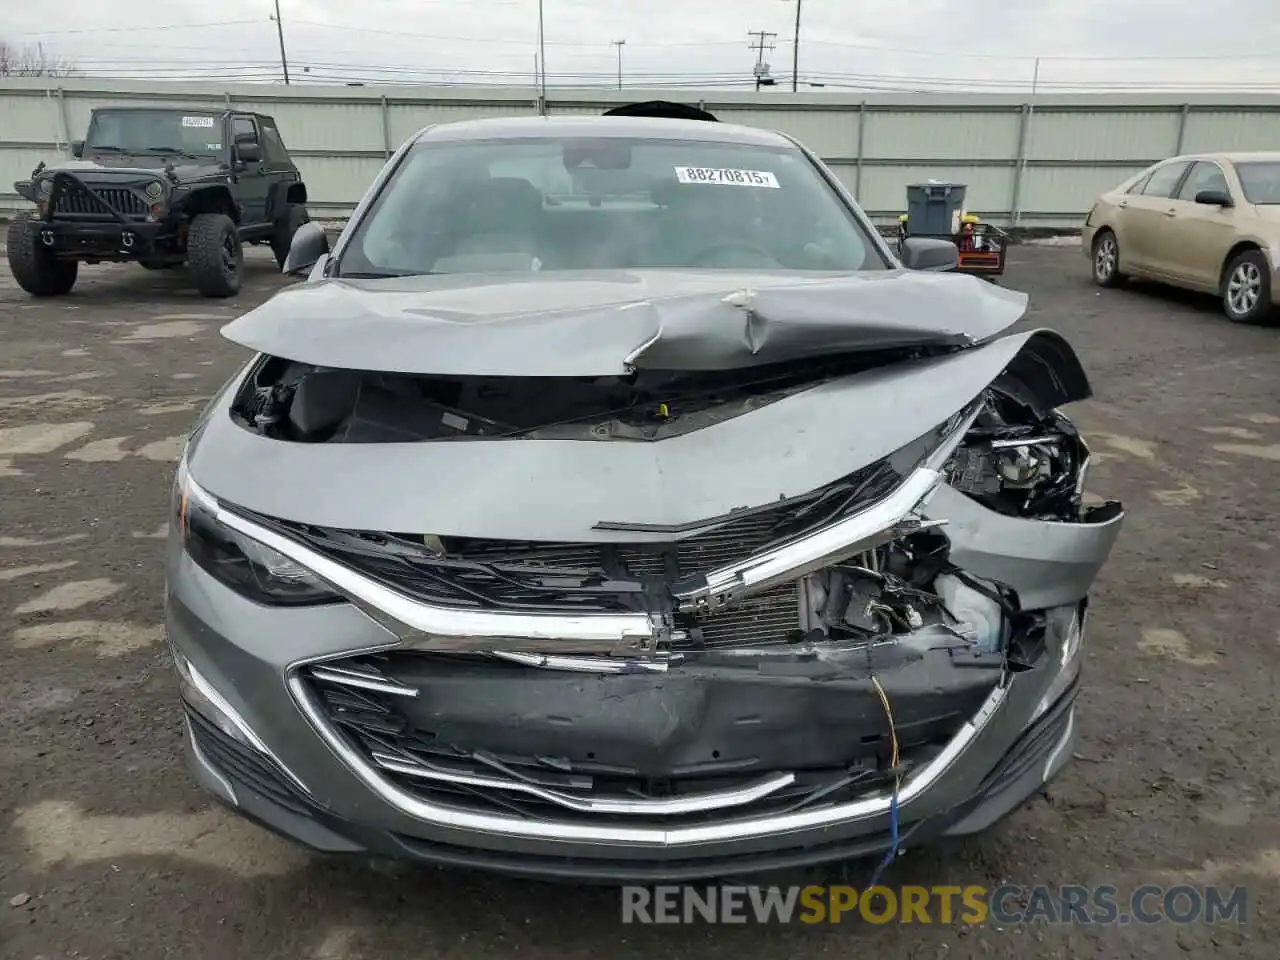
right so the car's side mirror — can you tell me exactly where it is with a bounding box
[1194,189,1232,207]
[283,221,330,276]
[70,140,84,159]
[236,141,263,164]
[900,236,960,272]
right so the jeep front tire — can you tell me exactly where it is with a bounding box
[6,212,78,297]
[271,203,311,270]
[187,213,243,298]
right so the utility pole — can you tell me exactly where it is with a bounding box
[537,0,547,107]
[790,0,802,91]
[272,0,290,85]
[612,39,625,90]
[748,30,777,90]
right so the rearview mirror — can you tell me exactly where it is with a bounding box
[900,237,960,272]
[282,221,330,276]
[70,140,84,159]
[1194,189,1232,207]
[237,142,263,164]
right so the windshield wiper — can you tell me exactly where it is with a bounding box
[144,146,206,159]
[88,145,129,153]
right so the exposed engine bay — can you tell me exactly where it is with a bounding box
[230,348,958,443]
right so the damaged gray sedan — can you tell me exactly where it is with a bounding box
[165,109,1124,881]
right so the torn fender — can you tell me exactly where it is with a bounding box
[188,328,1085,540]
[219,268,1029,376]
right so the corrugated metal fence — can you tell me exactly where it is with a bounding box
[2,79,1279,226]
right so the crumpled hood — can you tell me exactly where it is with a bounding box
[187,327,1083,539]
[220,268,1030,375]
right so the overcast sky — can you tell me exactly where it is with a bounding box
[3,0,1279,91]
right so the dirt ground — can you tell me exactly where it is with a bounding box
[1,243,1278,959]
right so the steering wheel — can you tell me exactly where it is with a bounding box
[687,241,780,268]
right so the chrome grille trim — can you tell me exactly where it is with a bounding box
[370,750,797,816]
[208,465,945,654]
[310,664,419,697]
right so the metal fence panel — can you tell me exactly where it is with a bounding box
[2,81,1278,226]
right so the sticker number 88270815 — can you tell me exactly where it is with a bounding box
[674,166,780,188]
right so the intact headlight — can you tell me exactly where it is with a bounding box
[174,457,340,606]
[144,180,164,200]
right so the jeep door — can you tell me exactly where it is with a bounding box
[230,115,270,227]
[256,116,301,223]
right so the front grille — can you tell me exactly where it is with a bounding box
[53,184,149,218]
[302,656,948,827]
[272,458,904,638]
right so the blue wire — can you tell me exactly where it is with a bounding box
[866,778,900,889]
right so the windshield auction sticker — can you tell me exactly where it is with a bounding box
[182,116,216,128]
[674,166,780,187]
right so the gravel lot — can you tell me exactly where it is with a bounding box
[1,244,1278,959]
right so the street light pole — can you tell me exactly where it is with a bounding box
[273,0,290,85]
[612,39,625,90]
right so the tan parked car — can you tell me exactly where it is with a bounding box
[1081,151,1280,325]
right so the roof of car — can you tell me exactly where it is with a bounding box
[412,114,797,148]
[88,105,275,119]
[1172,150,1280,164]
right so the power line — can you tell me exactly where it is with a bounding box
[11,20,264,37]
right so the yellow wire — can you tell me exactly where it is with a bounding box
[871,674,900,770]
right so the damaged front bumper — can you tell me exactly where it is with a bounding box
[168,544,1085,879]
[166,431,1118,880]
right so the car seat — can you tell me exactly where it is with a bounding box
[450,177,544,260]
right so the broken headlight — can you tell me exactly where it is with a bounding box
[1033,603,1085,721]
[175,458,339,606]
[945,391,1087,520]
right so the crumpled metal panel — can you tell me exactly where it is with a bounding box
[219,267,1029,376]
[187,328,1064,540]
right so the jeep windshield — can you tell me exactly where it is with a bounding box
[84,109,223,159]
[337,136,888,277]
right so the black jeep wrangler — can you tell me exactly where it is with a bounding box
[6,106,310,298]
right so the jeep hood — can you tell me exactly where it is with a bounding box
[219,268,1030,375]
[41,157,220,181]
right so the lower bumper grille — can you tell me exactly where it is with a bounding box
[186,707,313,816]
[300,653,975,829]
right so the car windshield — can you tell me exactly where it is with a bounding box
[1234,162,1280,204]
[84,109,223,157]
[338,136,886,277]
